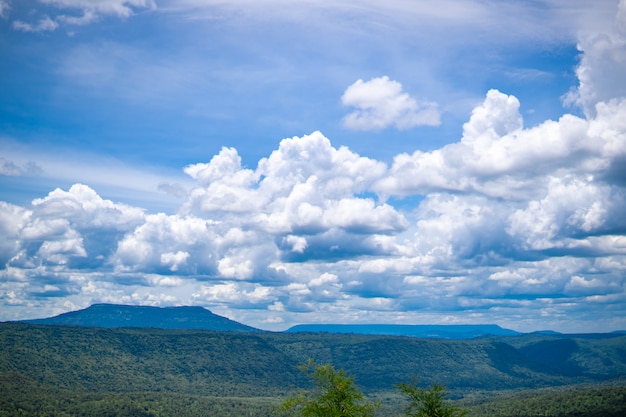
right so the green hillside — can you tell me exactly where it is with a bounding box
[1,322,625,416]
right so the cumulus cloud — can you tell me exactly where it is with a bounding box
[341,76,440,131]
[563,0,626,116]
[373,89,626,202]
[181,131,404,243]
[2,184,145,270]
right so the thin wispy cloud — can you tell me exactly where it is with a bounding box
[11,0,155,31]
[1,0,625,333]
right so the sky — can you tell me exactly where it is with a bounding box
[1,0,625,333]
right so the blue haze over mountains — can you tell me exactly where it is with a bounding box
[16,303,610,339]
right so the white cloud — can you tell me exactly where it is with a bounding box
[113,213,217,274]
[341,76,440,131]
[182,131,403,241]
[0,202,28,266]
[507,176,626,253]
[193,282,275,308]
[160,251,190,272]
[563,0,626,116]
[373,89,626,202]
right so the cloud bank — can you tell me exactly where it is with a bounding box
[1,0,626,333]
[2,81,625,330]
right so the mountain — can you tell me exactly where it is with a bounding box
[286,323,521,339]
[22,303,261,332]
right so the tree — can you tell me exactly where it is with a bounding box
[396,381,467,417]
[278,361,379,417]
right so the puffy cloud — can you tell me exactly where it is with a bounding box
[193,282,275,308]
[507,176,626,252]
[341,76,440,131]
[374,89,625,201]
[0,202,28,266]
[2,184,144,270]
[182,132,405,242]
[32,184,139,222]
[563,0,626,116]
[113,213,218,275]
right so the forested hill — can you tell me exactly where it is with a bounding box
[286,323,520,339]
[2,322,625,396]
[22,303,261,332]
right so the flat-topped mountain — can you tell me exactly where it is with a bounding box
[22,303,261,332]
[286,323,521,339]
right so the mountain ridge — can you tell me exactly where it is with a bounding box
[21,303,261,332]
[286,323,521,339]
[15,303,625,339]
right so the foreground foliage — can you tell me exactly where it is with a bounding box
[1,371,625,417]
[396,381,467,417]
[279,361,379,417]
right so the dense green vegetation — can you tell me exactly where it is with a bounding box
[0,372,279,417]
[462,385,626,417]
[396,381,466,417]
[279,361,380,417]
[1,322,625,416]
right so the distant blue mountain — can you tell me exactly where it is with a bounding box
[22,303,261,332]
[285,323,521,339]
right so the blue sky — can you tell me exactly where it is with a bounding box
[1,0,625,332]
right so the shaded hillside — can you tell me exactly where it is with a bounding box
[22,304,260,332]
[462,385,626,417]
[1,323,625,398]
[259,332,626,392]
[0,323,299,396]
[286,323,520,339]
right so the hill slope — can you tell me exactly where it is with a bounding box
[22,303,260,332]
[1,323,625,396]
